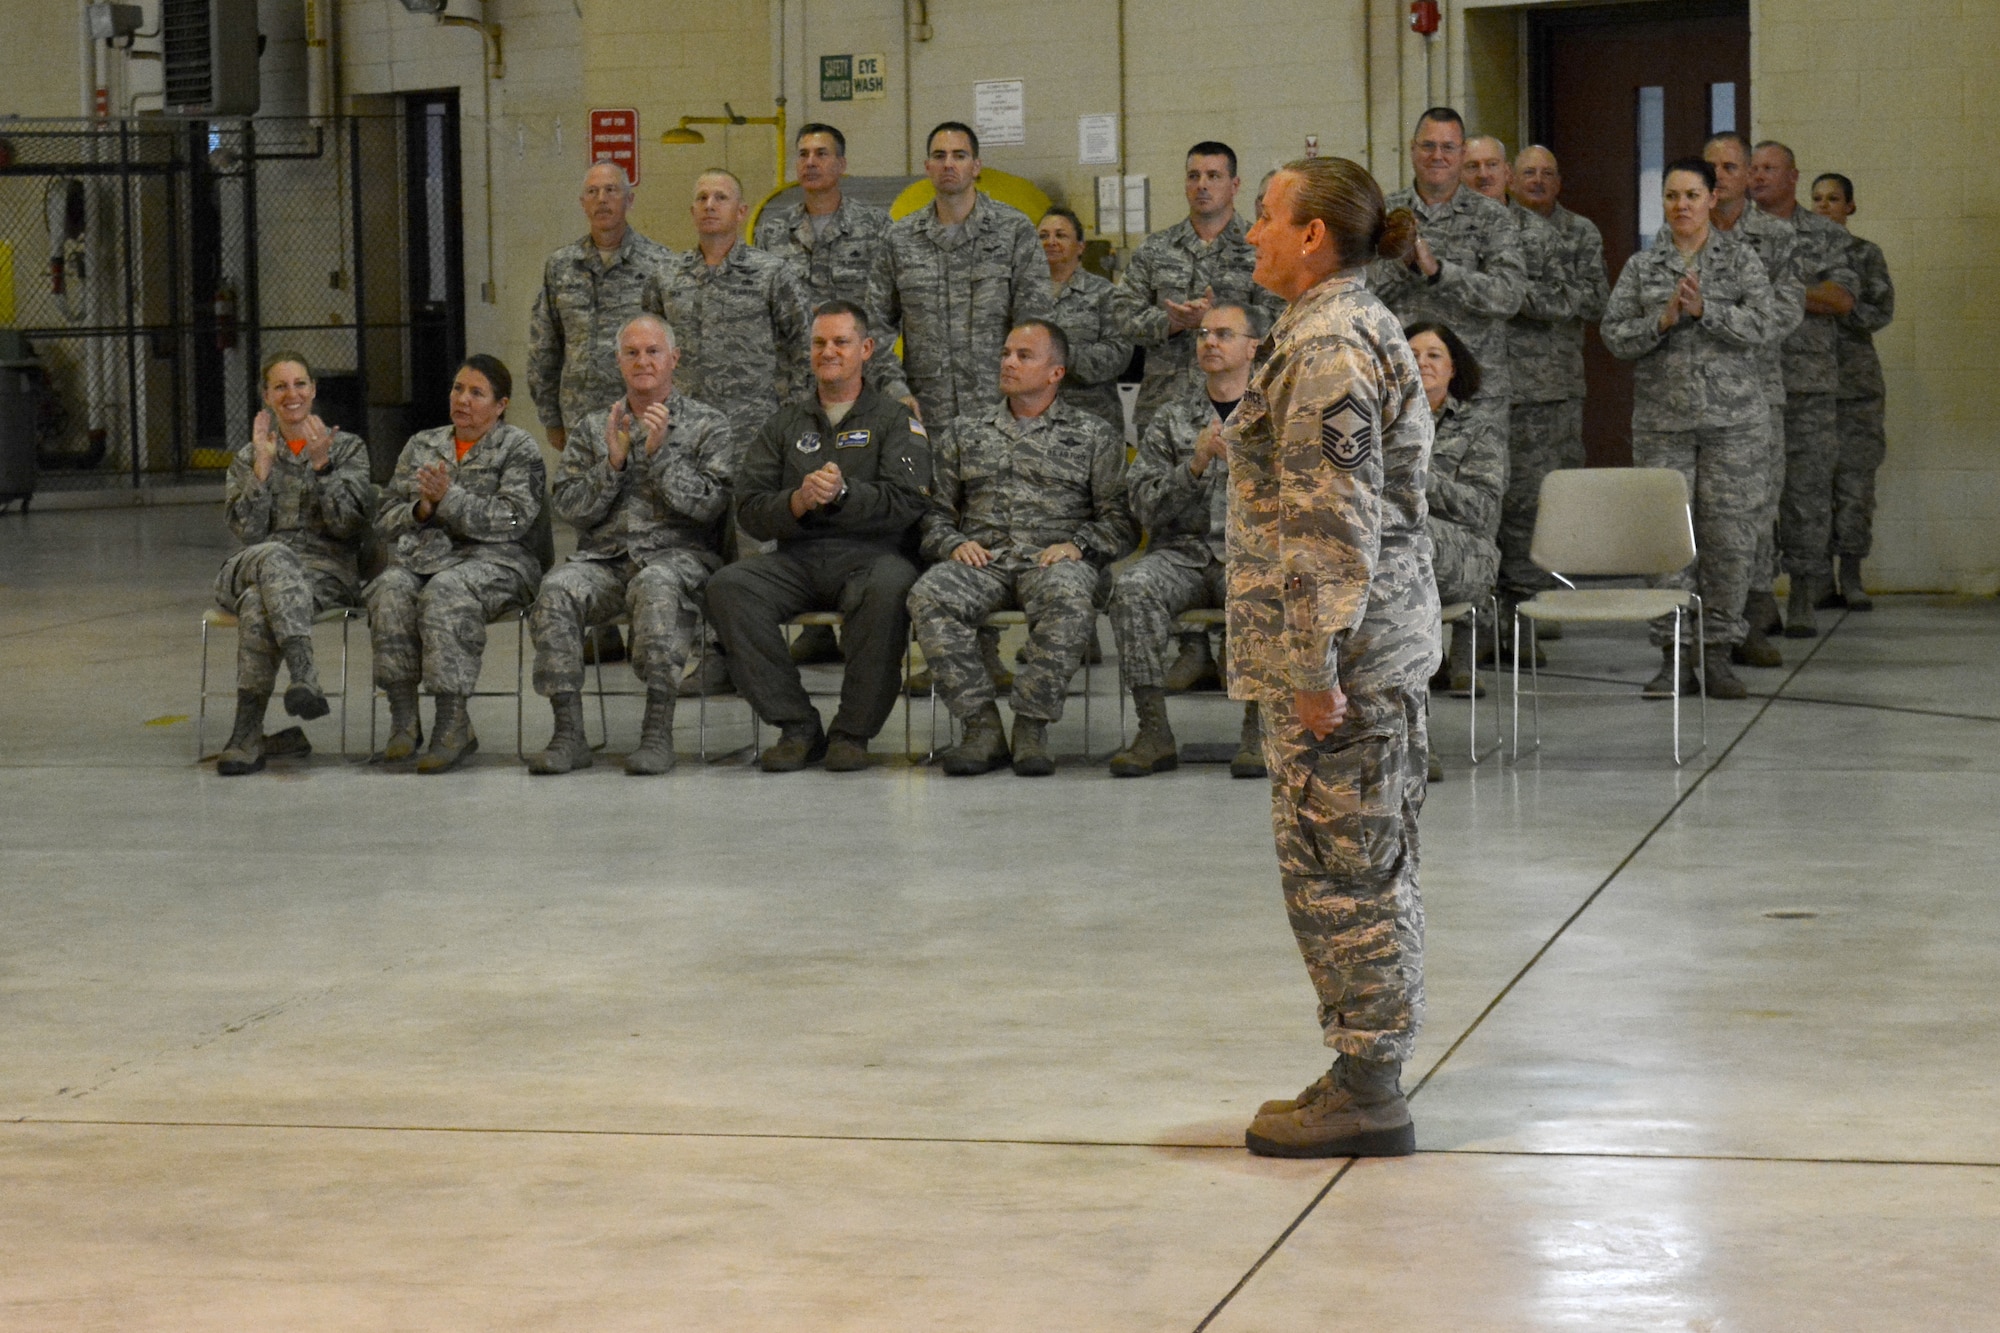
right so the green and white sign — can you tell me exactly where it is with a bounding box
[819,53,886,103]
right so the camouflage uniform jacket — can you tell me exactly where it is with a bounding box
[641,241,814,447]
[1601,228,1783,431]
[554,389,735,572]
[1508,202,1610,403]
[736,386,933,553]
[866,194,1054,428]
[1107,214,1282,385]
[1368,185,1528,402]
[752,195,894,309]
[918,398,1135,568]
[1129,376,1231,568]
[1713,205,1806,406]
[1224,270,1438,702]
[224,429,374,583]
[526,228,673,432]
[1835,232,1894,400]
[1765,206,1859,397]
[1051,268,1134,430]
[1427,396,1507,540]
[377,422,547,584]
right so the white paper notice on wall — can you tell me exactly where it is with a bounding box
[973,79,1027,147]
[1097,175,1149,236]
[1079,114,1118,166]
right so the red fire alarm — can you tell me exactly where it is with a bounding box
[1410,0,1440,35]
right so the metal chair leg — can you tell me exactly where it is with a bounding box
[196,615,212,761]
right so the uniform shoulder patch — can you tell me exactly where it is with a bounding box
[796,432,823,454]
[908,418,928,438]
[1319,394,1376,471]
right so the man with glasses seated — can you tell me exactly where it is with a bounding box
[1105,300,1266,779]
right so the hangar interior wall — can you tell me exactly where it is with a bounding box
[0,0,1991,592]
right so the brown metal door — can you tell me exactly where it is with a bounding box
[1529,2,1750,466]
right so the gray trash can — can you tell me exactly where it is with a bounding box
[0,330,40,511]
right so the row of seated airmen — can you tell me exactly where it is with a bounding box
[213,299,1496,781]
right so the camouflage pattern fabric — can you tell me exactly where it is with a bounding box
[753,196,893,309]
[909,557,1101,723]
[1770,208,1859,397]
[642,242,814,456]
[1633,421,1767,647]
[1128,376,1230,568]
[1109,553,1226,691]
[866,194,1054,441]
[215,544,358,694]
[368,423,547,691]
[530,389,734,695]
[1779,392,1840,587]
[1263,687,1428,1063]
[526,229,673,433]
[1754,404,1788,584]
[1107,215,1282,433]
[1050,268,1134,432]
[1222,270,1440,705]
[1507,202,1609,404]
[1600,227,1783,431]
[1424,397,1506,606]
[1498,398,1582,601]
[1367,185,1527,407]
[1831,233,1894,558]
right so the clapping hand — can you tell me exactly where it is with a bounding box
[299,415,334,470]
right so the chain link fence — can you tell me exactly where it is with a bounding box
[0,115,411,494]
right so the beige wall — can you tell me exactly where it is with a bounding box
[13,0,1995,589]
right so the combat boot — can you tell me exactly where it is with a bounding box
[1163,634,1221,692]
[1108,687,1178,776]
[376,683,423,762]
[902,666,934,696]
[417,693,478,773]
[1256,1062,1339,1118]
[1245,1055,1415,1158]
[789,622,843,665]
[1745,588,1785,637]
[216,690,270,775]
[977,626,1014,695]
[1229,703,1267,779]
[1840,554,1872,611]
[1010,715,1054,776]
[528,692,593,775]
[1642,644,1697,699]
[1784,580,1818,639]
[760,717,828,772]
[1732,618,1783,668]
[279,636,330,720]
[261,725,312,760]
[1447,623,1484,697]
[624,686,678,775]
[1704,653,1748,700]
[823,731,871,772]
[676,649,735,698]
[1428,750,1445,782]
[940,702,1010,776]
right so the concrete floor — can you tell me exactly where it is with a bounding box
[3,504,1997,1331]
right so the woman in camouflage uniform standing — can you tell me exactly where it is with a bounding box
[1232,158,1438,1159]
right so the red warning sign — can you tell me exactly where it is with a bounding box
[589,108,640,186]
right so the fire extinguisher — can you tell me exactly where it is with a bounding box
[1410,0,1440,34]
[213,282,239,352]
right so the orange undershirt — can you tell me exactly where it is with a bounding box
[455,437,478,461]
[286,438,307,456]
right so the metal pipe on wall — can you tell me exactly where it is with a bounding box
[305,0,334,122]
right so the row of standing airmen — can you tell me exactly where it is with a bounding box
[208,110,1892,775]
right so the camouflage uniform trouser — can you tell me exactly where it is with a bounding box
[1108,552,1226,691]
[213,542,359,695]
[365,561,537,695]
[1263,687,1428,1064]
[530,551,710,696]
[1778,392,1839,588]
[1831,395,1886,558]
[1634,421,1765,647]
[1500,398,1584,601]
[1427,517,1500,608]
[1751,404,1787,585]
[908,557,1097,722]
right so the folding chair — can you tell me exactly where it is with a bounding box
[369,607,532,759]
[1439,596,1504,764]
[1511,468,1706,765]
[924,610,1105,762]
[196,605,358,760]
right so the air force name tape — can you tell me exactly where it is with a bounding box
[1319,393,1376,471]
[835,429,872,449]
[796,432,823,453]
